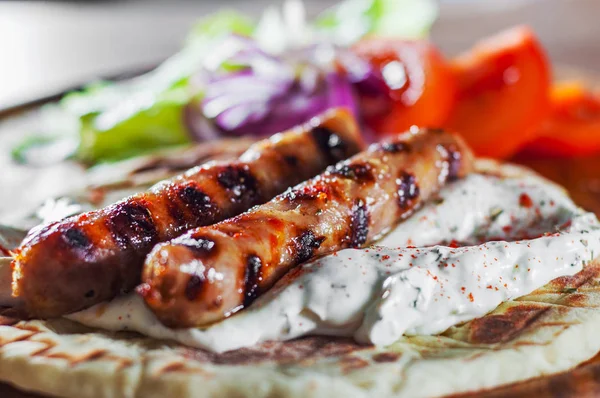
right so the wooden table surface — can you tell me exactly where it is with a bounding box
[1,0,600,396]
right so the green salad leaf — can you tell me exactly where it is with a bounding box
[14,10,254,165]
[74,10,254,163]
[77,84,192,162]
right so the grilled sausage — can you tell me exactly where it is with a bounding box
[139,127,474,328]
[12,108,364,318]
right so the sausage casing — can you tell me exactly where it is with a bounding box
[140,127,475,327]
[12,108,363,317]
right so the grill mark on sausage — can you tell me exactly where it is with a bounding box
[177,236,216,256]
[349,199,369,247]
[282,188,305,202]
[62,228,91,249]
[311,127,348,164]
[243,255,263,307]
[166,199,187,229]
[170,236,215,303]
[292,230,326,265]
[445,144,462,182]
[328,162,375,183]
[396,171,420,210]
[161,184,188,227]
[282,185,326,203]
[185,275,204,301]
[106,202,157,250]
[178,184,216,217]
[217,165,259,203]
[283,155,299,167]
[380,142,412,154]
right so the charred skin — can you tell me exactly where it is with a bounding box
[140,128,475,328]
[12,109,363,318]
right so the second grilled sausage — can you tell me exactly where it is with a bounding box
[139,127,474,328]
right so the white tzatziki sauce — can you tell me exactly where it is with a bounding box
[68,167,600,353]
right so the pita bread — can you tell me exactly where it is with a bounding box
[0,260,599,398]
[1,160,600,398]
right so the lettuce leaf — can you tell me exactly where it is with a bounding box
[14,10,254,165]
[75,10,254,163]
[77,84,192,162]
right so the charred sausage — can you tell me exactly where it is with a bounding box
[139,127,474,327]
[12,108,364,318]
